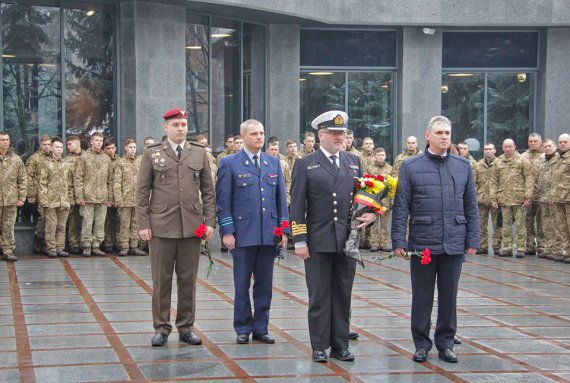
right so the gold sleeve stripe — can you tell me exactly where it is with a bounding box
[291,220,307,235]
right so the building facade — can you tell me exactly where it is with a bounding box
[2,0,570,164]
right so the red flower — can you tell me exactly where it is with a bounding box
[281,220,290,229]
[355,181,361,189]
[365,180,374,187]
[363,173,371,178]
[375,174,384,182]
[421,248,431,258]
[194,224,207,239]
[420,248,432,265]
[273,227,283,237]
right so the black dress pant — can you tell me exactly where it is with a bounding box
[304,251,356,351]
[410,252,464,352]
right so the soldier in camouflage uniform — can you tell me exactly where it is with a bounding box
[0,132,27,261]
[474,143,502,254]
[38,138,73,257]
[521,133,545,255]
[297,131,316,158]
[64,136,83,253]
[490,139,533,258]
[535,139,559,259]
[457,141,477,169]
[367,148,392,252]
[267,141,291,203]
[360,137,375,173]
[346,130,360,158]
[549,133,570,263]
[216,135,234,165]
[391,136,422,177]
[74,132,113,257]
[285,139,299,172]
[103,139,120,252]
[205,145,218,184]
[113,139,146,256]
[25,134,51,253]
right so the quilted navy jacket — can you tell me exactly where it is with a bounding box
[391,150,480,255]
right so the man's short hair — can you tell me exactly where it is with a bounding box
[239,119,262,135]
[268,141,279,148]
[123,138,136,146]
[347,129,354,136]
[529,132,542,140]
[40,134,51,142]
[304,131,315,139]
[195,134,206,142]
[267,136,279,143]
[225,135,234,142]
[103,138,116,148]
[91,131,104,139]
[286,139,296,147]
[0,131,10,138]
[427,116,451,131]
[66,135,81,143]
[484,142,495,149]
[458,141,467,146]
[374,147,386,154]
[363,137,373,143]
[233,135,242,141]
[144,136,155,142]
[51,137,63,145]
[543,138,556,146]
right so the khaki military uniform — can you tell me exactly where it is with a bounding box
[216,148,234,165]
[535,152,559,257]
[280,159,292,204]
[114,154,142,251]
[360,151,375,174]
[207,153,218,184]
[367,161,392,250]
[64,151,83,250]
[391,148,422,177]
[38,156,73,253]
[490,151,533,253]
[297,147,315,158]
[136,140,216,336]
[474,156,502,251]
[549,149,570,261]
[74,148,113,250]
[26,150,50,249]
[347,146,361,157]
[285,152,299,173]
[0,149,27,255]
[521,148,545,253]
[104,153,120,250]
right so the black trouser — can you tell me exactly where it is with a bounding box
[304,251,356,351]
[410,252,464,352]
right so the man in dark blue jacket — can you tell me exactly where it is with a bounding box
[216,119,289,345]
[392,115,480,363]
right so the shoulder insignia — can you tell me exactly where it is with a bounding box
[146,143,161,148]
[189,141,204,148]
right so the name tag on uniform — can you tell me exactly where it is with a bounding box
[238,173,251,178]
[307,164,320,170]
[349,164,359,171]
[268,173,278,178]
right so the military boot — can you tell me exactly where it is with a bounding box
[129,248,146,256]
[118,249,128,256]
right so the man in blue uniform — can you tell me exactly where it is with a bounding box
[290,111,376,363]
[216,119,289,345]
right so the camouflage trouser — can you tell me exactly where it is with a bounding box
[118,207,138,250]
[44,207,70,252]
[0,206,17,254]
[103,207,120,249]
[525,201,542,253]
[34,205,46,240]
[479,204,501,249]
[370,211,390,248]
[551,202,570,258]
[80,204,107,249]
[67,205,82,248]
[501,205,526,252]
[538,203,558,254]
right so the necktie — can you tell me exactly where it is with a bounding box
[176,145,182,160]
[253,154,260,171]
[330,154,338,168]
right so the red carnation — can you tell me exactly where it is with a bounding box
[355,182,361,189]
[421,248,431,258]
[273,227,283,237]
[194,223,207,239]
[375,174,384,182]
[420,248,432,265]
[365,180,374,187]
[281,220,290,229]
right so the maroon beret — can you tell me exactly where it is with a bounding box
[162,108,188,120]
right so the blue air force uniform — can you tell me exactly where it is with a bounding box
[216,149,289,337]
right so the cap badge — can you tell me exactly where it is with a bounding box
[333,114,344,126]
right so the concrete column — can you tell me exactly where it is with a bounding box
[120,1,186,147]
[266,24,300,151]
[399,27,443,148]
[543,28,570,141]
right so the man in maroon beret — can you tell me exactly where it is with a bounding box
[136,108,216,346]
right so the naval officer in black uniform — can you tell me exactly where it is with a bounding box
[289,110,376,363]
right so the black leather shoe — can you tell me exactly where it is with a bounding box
[453,336,462,345]
[438,348,458,363]
[412,348,428,362]
[252,334,275,344]
[179,331,202,345]
[312,349,328,363]
[236,334,249,344]
[151,332,168,346]
[330,348,355,361]
[348,331,360,340]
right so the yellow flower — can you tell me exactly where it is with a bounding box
[386,176,398,198]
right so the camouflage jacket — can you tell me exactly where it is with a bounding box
[346,147,361,157]
[25,150,51,202]
[113,154,142,207]
[280,159,291,204]
[360,151,376,173]
[549,149,570,203]
[38,156,74,209]
[108,153,120,204]
[367,161,393,208]
[535,153,559,203]
[74,148,113,204]
[521,148,545,200]
[297,147,315,158]
[285,152,298,171]
[391,148,422,177]
[208,153,218,184]
[490,151,533,206]
[216,149,234,165]
[0,149,27,207]
[474,156,497,206]
[63,151,82,206]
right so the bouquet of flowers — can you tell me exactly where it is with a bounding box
[344,173,398,267]
[273,220,290,262]
[195,224,214,278]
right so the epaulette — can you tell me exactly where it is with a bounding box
[189,141,205,148]
[146,142,161,148]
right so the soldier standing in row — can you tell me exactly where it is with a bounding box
[535,139,559,259]
[457,141,477,169]
[38,137,73,258]
[0,132,27,262]
[26,134,52,253]
[360,137,375,172]
[298,131,316,157]
[345,130,361,157]
[474,143,502,255]
[216,135,235,164]
[391,136,421,177]
[103,139,120,252]
[521,133,544,255]
[75,132,113,257]
[267,140,291,203]
[550,133,570,263]
[367,147,392,252]
[114,139,145,256]
[65,136,83,254]
[490,139,533,258]
[285,139,298,171]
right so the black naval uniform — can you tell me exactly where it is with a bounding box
[290,149,362,351]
